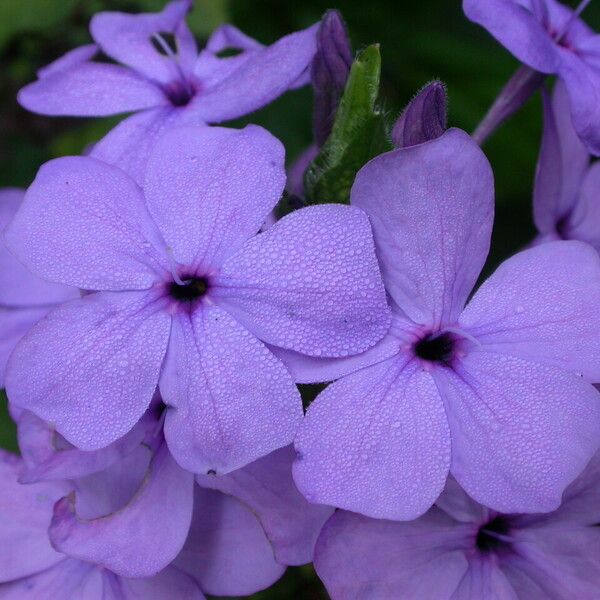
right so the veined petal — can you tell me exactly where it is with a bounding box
[6,291,171,450]
[5,157,170,291]
[216,204,390,358]
[351,128,494,329]
[162,305,302,475]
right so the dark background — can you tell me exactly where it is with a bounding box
[0,1,596,597]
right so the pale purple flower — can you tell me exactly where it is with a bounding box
[0,448,205,599]
[533,80,600,249]
[314,454,600,599]
[4,124,390,476]
[291,127,600,521]
[464,0,600,154]
[18,0,318,183]
[0,188,78,387]
[392,80,448,148]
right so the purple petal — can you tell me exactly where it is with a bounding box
[269,328,401,384]
[568,162,600,250]
[143,125,285,269]
[6,291,171,450]
[205,24,263,53]
[162,305,302,475]
[196,445,334,565]
[90,0,194,85]
[0,560,101,599]
[533,81,589,236]
[190,25,317,123]
[119,565,206,599]
[351,128,494,329]
[0,188,78,307]
[216,204,391,358]
[502,526,600,598]
[435,476,489,524]
[558,37,600,156]
[0,451,68,581]
[0,306,49,388]
[89,106,202,186]
[286,144,318,200]
[450,558,518,599]
[49,442,194,578]
[313,509,470,599]
[460,241,600,381]
[5,157,170,291]
[392,81,448,148]
[294,358,451,520]
[437,350,600,513]
[462,0,560,73]
[37,44,98,78]
[17,410,149,483]
[174,486,285,596]
[18,62,166,117]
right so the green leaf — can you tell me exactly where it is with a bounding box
[304,44,392,205]
[0,390,18,454]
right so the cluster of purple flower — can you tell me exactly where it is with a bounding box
[1,0,600,598]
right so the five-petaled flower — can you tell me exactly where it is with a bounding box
[18,0,318,183]
[292,127,600,520]
[4,124,390,476]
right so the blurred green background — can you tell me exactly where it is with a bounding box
[0,0,597,597]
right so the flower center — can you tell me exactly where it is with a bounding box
[413,332,455,364]
[169,276,209,302]
[476,516,511,553]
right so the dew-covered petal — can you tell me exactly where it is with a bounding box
[294,357,450,521]
[162,305,302,475]
[89,106,202,186]
[0,451,68,581]
[567,162,600,251]
[462,0,560,73]
[268,329,401,384]
[196,445,334,565]
[460,241,600,381]
[18,62,166,117]
[144,125,285,269]
[119,565,206,600]
[438,350,600,514]
[0,306,49,389]
[189,25,317,123]
[313,509,470,600]
[49,442,194,578]
[351,128,493,329]
[0,188,78,307]
[558,38,600,156]
[90,0,194,85]
[533,81,589,235]
[5,291,171,450]
[5,157,170,291]
[174,486,285,597]
[216,204,390,358]
[17,410,149,484]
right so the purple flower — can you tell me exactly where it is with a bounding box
[313,455,600,599]
[0,189,78,387]
[291,128,600,520]
[0,448,205,599]
[18,0,318,182]
[464,0,600,154]
[533,80,600,249]
[4,124,390,476]
[4,405,331,595]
